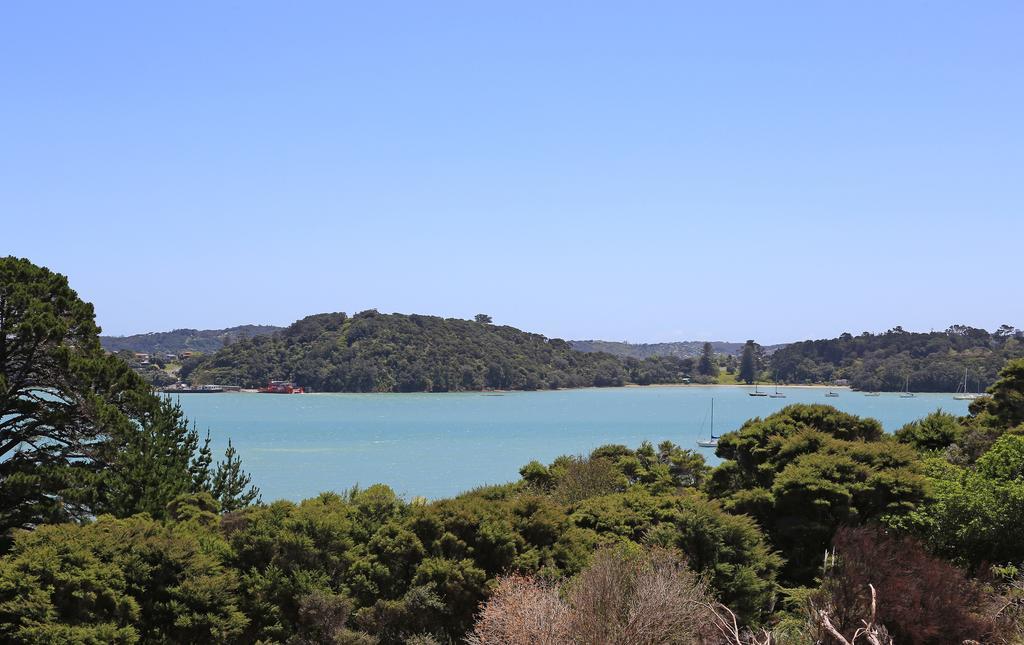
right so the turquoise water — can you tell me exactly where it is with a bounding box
[174,386,970,502]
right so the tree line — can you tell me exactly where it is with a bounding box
[769,325,1024,391]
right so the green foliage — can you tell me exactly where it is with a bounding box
[770,325,1024,390]
[510,443,774,621]
[976,433,1024,481]
[530,441,710,500]
[0,256,151,534]
[0,515,248,644]
[95,397,216,519]
[546,455,627,503]
[904,434,1024,570]
[895,408,966,452]
[943,359,1024,464]
[905,458,1024,570]
[697,342,719,378]
[895,366,1024,572]
[210,439,261,512]
[0,257,257,543]
[738,339,759,384]
[621,354,696,385]
[707,404,928,583]
[971,357,1024,428]
[570,487,780,621]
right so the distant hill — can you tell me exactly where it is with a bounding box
[100,325,283,355]
[183,311,652,392]
[570,339,787,359]
[768,325,1024,391]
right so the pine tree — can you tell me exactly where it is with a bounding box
[211,440,261,512]
[739,340,757,384]
[698,342,719,377]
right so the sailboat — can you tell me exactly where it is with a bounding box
[696,399,719,448]
[899,375,915,398]
[748,382,768,397]
[953,368,978,400]
[769,379,786,398]
[864,391,881,397]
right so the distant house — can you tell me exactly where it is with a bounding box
[834,379,850,386]
[179,351,194,359]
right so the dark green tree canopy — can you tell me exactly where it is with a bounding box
[0,257,257,539]
[738,339,762,384]
[697,342,719,378]
[895,409,966,452]
[971,358,1024,429]
[707,404,927,583]
[0,257,150,531]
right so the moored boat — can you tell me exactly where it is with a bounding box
[899,375,915,398]
[696,399,719,448]
[953,368,978,400]
[258,380,305,394]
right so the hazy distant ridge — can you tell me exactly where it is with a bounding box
[570,339,787,359]
[100,325,283,354]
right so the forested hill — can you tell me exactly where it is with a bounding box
[183,311,669,392]
[100,325,283,354]
[571,339,787,359]
[770,324,1024,391]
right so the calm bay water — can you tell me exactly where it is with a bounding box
[175,386,970,502]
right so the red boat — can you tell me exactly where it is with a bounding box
[258,380,305,394]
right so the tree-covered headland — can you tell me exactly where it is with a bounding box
[3,257,1024,643]
[182,310,700,391]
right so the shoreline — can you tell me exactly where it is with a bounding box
[168,383,936,396]
[622,382,848,390]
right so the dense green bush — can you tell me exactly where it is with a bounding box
[707,404,929,583]
[0,510,247,644]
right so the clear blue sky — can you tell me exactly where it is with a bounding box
[3,2,1021,344]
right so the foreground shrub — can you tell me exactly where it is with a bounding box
[570,487,780,621]
[895,409,965,452]
[466,574,571,645]
[810,526,994,644]
[707,404,929,584]
[904,436,1024,569]
[468,547,717,645]
[0,514,247,644]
